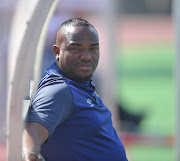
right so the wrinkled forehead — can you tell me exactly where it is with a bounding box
[59,25,99,44]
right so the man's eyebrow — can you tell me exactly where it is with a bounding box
[69,43,82,46]
[90,43,99,47]
[69,43,99,47]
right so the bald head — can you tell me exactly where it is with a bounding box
[56,18,98,45]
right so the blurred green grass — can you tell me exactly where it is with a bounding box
[115,42,176,161]
[127,145,175,161]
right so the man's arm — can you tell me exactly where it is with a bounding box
[22,122,49,161]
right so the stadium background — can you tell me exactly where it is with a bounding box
[0,0,175,161]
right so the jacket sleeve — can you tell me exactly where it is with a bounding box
[25,80,73,138]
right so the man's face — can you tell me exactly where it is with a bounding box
[54,25,99,81]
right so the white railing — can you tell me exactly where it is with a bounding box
[6,0,59,160]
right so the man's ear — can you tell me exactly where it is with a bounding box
[53,45,60,60]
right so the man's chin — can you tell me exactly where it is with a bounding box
[74,74,92,81]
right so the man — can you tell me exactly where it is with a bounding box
[23,18,128,161]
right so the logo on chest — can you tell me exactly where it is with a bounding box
[87,98,94,107]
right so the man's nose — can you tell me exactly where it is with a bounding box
[80,49,92,61]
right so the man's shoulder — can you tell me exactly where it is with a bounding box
[33,73,72,103]
[38,73,67,89]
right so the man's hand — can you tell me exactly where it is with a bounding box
[22,152,43,161]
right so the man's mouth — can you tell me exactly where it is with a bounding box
[77,63,93,71]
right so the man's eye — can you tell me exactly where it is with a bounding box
[90,47,99,52]
[70,48,81,51]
